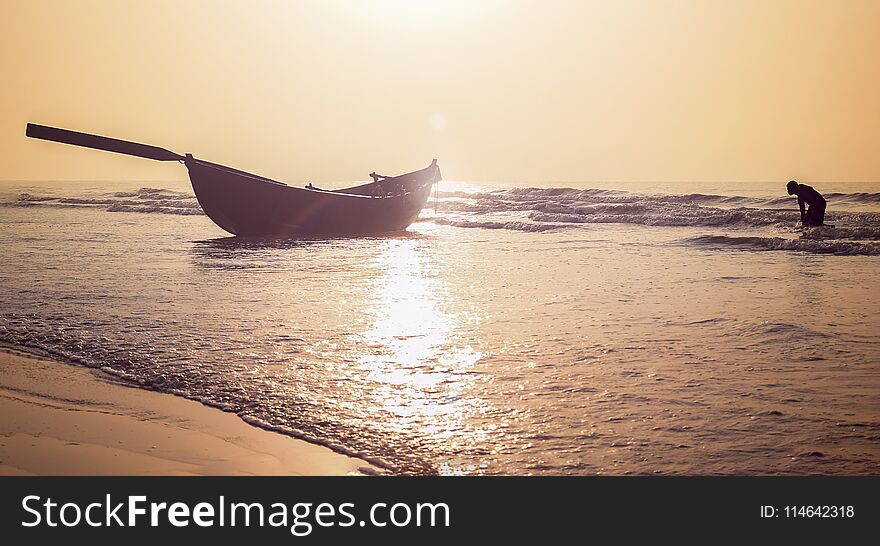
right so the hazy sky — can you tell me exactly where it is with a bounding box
[2,0,879,186]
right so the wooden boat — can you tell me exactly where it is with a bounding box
[25,123,441,236]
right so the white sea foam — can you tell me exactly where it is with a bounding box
[9,188,202,215]
[6,186,879,235]
[7,185,880,255]
[685,235,880,256]
[419,216,564,232]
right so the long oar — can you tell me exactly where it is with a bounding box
[26,123,185,162]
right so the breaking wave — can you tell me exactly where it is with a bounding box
[418,216,564,232]
[8,185,880,226]
[5,184,879,255]
[797,225,880,241]
[435,187,880,228]
[428,187,880,255]
[685,235,880,256]
[9,187,202,215]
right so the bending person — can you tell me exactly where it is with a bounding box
[787,180,826,226]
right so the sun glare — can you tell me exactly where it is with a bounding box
[337,0,497,27]
[357,239,481,433]
[429,112,447,131]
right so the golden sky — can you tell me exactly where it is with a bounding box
[2,0,879,185]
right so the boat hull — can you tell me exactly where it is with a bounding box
[186,158,439,237]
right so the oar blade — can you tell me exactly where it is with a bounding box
[26,123,184,162]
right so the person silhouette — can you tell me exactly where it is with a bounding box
[787,180,826,226]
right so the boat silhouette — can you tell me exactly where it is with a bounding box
[26,123,441,237]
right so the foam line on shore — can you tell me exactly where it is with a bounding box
[0,345,381,476]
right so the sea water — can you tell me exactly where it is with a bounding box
[1,179,878,474]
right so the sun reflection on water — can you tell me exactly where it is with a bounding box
[358,238,482,446]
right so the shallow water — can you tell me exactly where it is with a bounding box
[1,179,879,474]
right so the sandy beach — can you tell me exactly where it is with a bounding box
[0,346,376,476]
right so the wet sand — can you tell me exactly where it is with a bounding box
[0,347,377,476]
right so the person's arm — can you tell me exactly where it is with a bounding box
[798,196,806,223]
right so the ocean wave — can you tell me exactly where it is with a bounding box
[684,235,880,256]
[798,225,880,241]
[7,188,203,216]
[825,191,880,203]
[106,203,204,215]
[6,185,880,232]
[742,321,830,338]
[433,187,880,229]
[419,216,565,232]
[529,206,798,227]
[473,186,880,207]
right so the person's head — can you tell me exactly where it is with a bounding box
[787,180,798,195]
